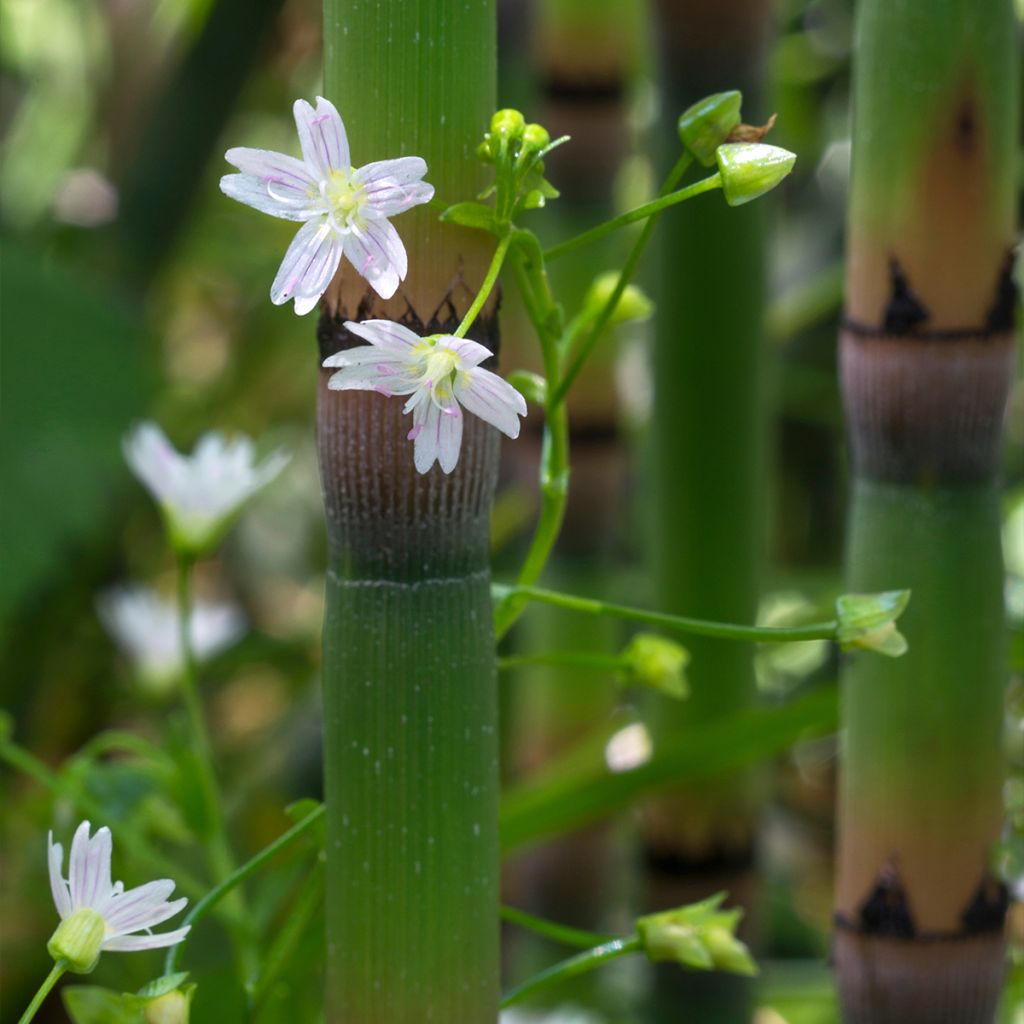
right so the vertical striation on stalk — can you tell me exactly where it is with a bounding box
[834,2,1018,1021]
[318,2,500,1020]
[644,1,773,1020]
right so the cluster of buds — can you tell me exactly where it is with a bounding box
[677,90,796,206]
[476,109,565,221]
[637,892,757,976]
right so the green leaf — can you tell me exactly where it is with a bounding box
[439,201,496,232]
[500,686,838,852]
[63,987,146,1024]
[135,973,190,999]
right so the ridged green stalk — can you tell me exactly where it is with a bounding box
[644,1,772,1020]
[318,4,499,1021]
[834,2,1018,1021]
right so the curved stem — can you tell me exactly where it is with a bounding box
[542,170,719,263]
[453,231,512,338]
[164,803,325,975]
[501,585,838,644]
[500,937,642,1008]
[500,904,616,949]
[18,961,66,1024]
[498,651,626,673]
[552,151,695,407]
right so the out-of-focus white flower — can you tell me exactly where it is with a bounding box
[501,1007,604,1024]
[98,585,245,692]
[47,821,189,973]
[604,721,653,774]
[124,421,289,555]
[220,96,433,312]
[323,320,527,474]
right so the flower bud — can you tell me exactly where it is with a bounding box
[47,907,105,974]
[522,122,551,153]
[678,91,743,166]
[490,108,525,141]
[715,143,796,206]
[622,633,689,699]
[582,273,654,328]
[702,916,758,976]
[835,590,911,658]
[145,990,192,1024]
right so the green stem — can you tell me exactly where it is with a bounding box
[252,860,325,1013]
[552,151,694,406]
[500,904,616,949]
[500,936,642,1007]
[498,651,625,673]
[501,585,837,644]
[542,170,720,263]
[18,961,66,1024]
[164,804,325,975]
[453,231,512,338]
[0,737,206,897]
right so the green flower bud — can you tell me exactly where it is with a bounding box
[490,108,526,141]
[835,590,911,658]
[145,990,192,1024]
[639,918,713,969]
[582,272,654,328]
[522,122,551,153]
[678,91,743,166]
[702,915,758,976]
[715,143,796,206]
[476,139,495,164]
[47,907,105,974]
[621,633,689,700]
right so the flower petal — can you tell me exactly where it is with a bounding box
[293,96,349,178]
[123,422,181,507]
[48,833,72,919]
[453,368,527,438]
[103,879,183,933]
[345,220,407,299]
[412,399,442,474]
[102,926,191,952]
[68,821,112,911]
[270,219,341,311]
[220,148,321,221]
[436,404,463,473]
[326,362,420,396]
[444,337,493,368]
[340,320,421,356]
[356,157,434,217]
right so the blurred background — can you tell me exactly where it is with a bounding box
[1,0,1021,1021]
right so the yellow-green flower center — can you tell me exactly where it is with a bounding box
[323,168,366,223]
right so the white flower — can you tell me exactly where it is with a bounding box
[98,585,245,692]
[220,96,434,312]
[47,821,189,973]
[124,421,289,555]
[322,320,528,474]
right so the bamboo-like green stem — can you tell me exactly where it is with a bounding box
[552,151,694,406]
[543,171,719,264]
[17,961,66,1024]
[501,937,642,1007]
[0,737,206,897]
[500,904,616,949]
[164,803,325,975]
[501,585,836,643]
[454,231,512,338]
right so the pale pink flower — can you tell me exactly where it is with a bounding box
[221,96,433,312]
[323,320,527,474]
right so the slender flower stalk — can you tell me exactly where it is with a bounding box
[18,962,66,1024]
[834,2,1018,1021]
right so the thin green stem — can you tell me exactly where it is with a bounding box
[552,152,696,407]
[498,651,625,672]
[164,803,325,975]
[175,556,255,983]
[542,169,719,263]
[0,736,206,897]
[500,905,616,949]
[501,585,838,644]
[18,961,66,1024]
[252,860,325,1014]
[500,936,642,1008]
[453,231,512,338]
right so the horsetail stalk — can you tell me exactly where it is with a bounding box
[318,2,501,1020]
[834,1,1018,1021]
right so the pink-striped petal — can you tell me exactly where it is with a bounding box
[412,400,442,474]
[270,219,342,311]
[326,363,420,396]
[104,882,186,934]
[68,822,112,911]
[48,834,72,919]
[356,157,434,217]
[345,229,401,300]
[445,337,493,368]
[220,148,320,220]
[436,403,463,473]
[102,926,191,952]
[340,320,421,356]
[453,368,527,438]
[293,97,349,178]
